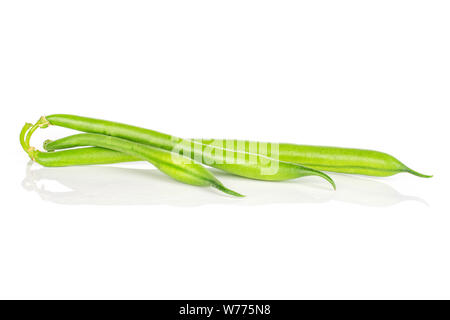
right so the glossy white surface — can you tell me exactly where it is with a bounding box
[1,1,449,299]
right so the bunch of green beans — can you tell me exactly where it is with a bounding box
[20,114,431,197]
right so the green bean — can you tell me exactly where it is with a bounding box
[21,121,243,197]
[195,140,432,178]
[41,140,430,178]
[42,114,336,188]
[28,145,138,167]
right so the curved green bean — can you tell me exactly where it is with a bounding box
[21,121,243,197]
[42,114,336,189]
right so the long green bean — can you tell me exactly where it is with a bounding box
[196,139,432,178]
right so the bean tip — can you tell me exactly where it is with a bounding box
[315,170,336,190]
[213,183,245,197]
[406,168,433,178]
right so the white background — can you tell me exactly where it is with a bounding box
[0,1,449,299]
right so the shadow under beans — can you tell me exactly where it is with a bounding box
[22,162,427,207]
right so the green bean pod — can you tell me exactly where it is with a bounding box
[40,141,430,178]
[30,146,138,167]
[195,140,431,178]
[42,114,336,188]
[20,122,243,197]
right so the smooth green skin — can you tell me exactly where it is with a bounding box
[44,114,336,188]
[21,123,243,197]
[34,146,138,167]
[197,140,432,178]
[279,144,430,177]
